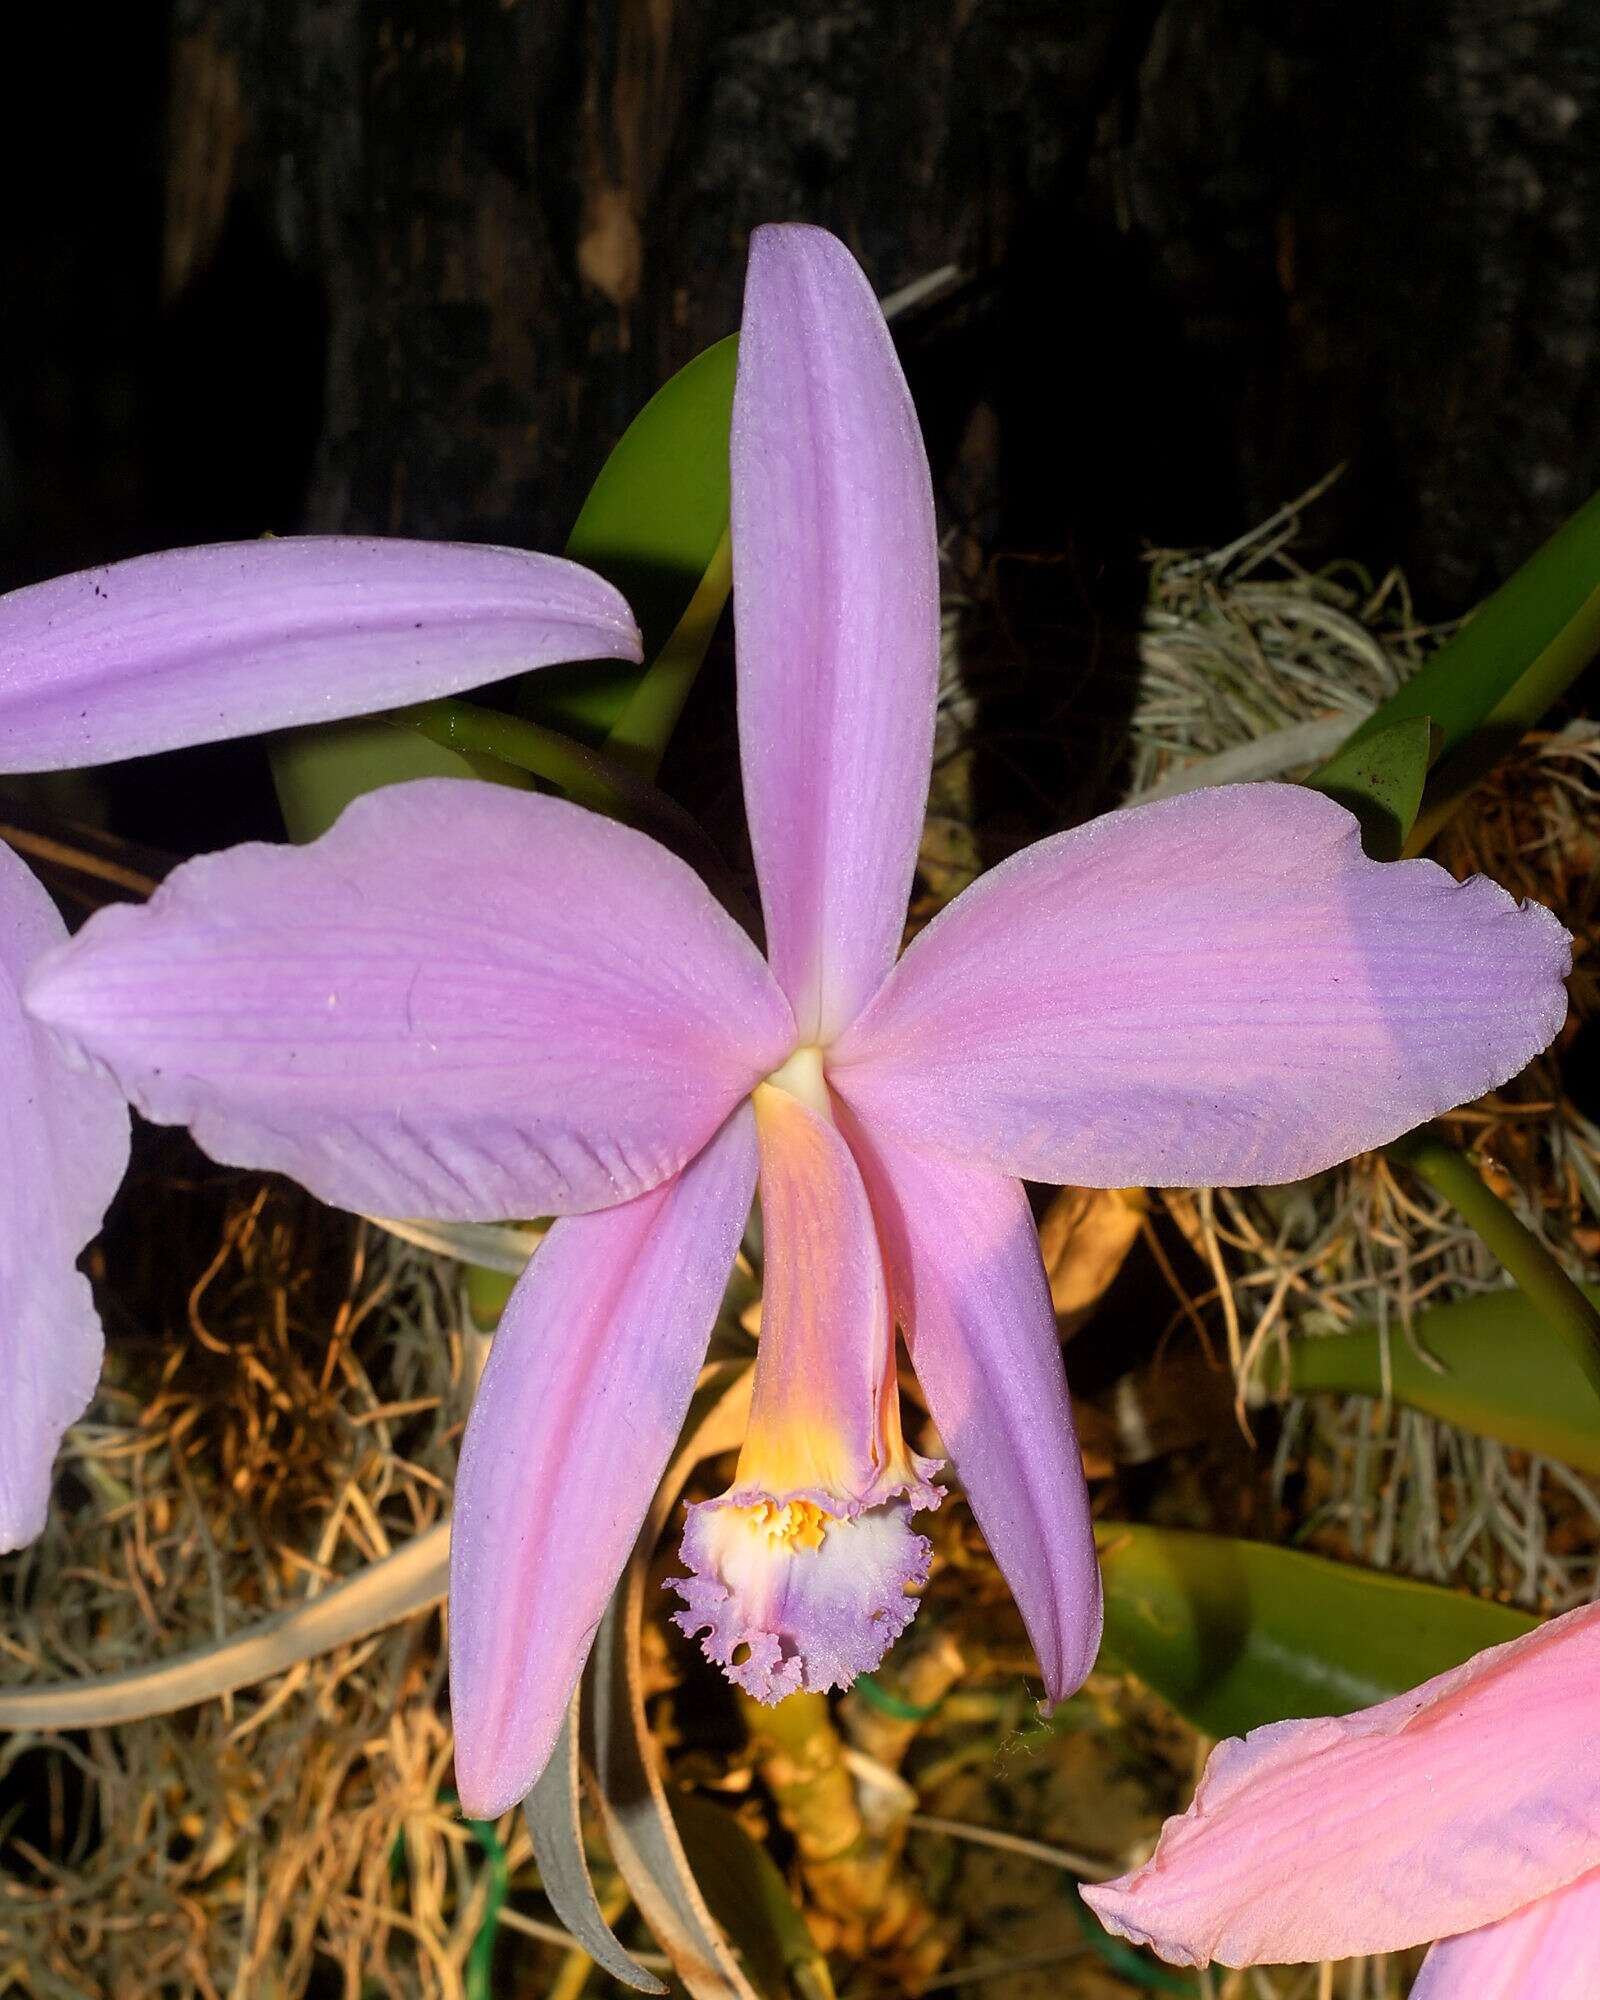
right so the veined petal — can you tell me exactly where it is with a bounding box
[1410,1870,1600,1999]
[669,1081,940,1700]
[450,1105,758,1819]
[0,843,130,1550]
[840,1113,1101,1701]
[28,780,794,1222]
[832,785,1571,1187]
[1081,1600,1600,1966]
[0,538,640,773]
[732,224,939,1044]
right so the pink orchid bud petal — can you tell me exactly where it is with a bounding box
[1082,1600,1600,1966]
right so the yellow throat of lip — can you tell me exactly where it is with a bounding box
[760,1043,830,1118]
[745,1497,830,1552]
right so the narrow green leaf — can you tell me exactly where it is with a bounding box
[1263,1282,1600,1472]
[1096,1522,1535,1739]
[1340,486,1600,766]
[1303,713,1435,859]
[1318,487,1600,851]
[671,1794,836,2000]
[1386,1126,1600,1398]
[525,336,738,740]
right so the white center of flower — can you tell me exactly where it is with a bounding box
[761,1042,830,1119]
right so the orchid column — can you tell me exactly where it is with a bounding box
[24,225,1571,1822]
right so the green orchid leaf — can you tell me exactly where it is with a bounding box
[1262,1282,1600,1473]
[1096,1522,1535,1739]
[1304,713,1435,859]
[1385,1127,1600,1397]
[521,335,739,742]
[1330,486,1600,850]
[671,1794,835,2000]
[269,716,522,843]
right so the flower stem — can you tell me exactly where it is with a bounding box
[605,528,733,781]
[1385,1125,1600,1395]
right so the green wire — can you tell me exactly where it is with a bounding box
[434,1789,509,2000]
[852,1673,940,1722]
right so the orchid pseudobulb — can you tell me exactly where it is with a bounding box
[17,225,1570,1821]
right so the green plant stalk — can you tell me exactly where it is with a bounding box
[1260,1282,1600,1471]
[404,697,625,814]
[1385,1126,1600,1395]
[605,528,733,780]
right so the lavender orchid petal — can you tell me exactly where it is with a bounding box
[27,780,794,1221]
[0,843,130,1551]
[840,1110,1102,1700]
[0,537,641,773]
[451,1105,758,1820]
[1410,1870,1600,1999]
[732,224,940,1043]
[832,784,1571,1188]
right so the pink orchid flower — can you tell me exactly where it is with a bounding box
[1083,1600,1600,1996]
[22,225,1570,1821]
[0,539,643,1550]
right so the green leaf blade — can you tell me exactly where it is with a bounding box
[1097,1523,1536,1739]
[1268,1282,1600,1473]
[1304,713,1434,858]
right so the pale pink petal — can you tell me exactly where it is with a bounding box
[0,844,130,1550]
[1411,1869,1600,1999]
[28,780,793,1222]
[450,1105,758,1818]
[732,224,939,1043]
[1081,1600,1600,1966]
[841,1111,1101,1701]
[0,538,640,772]
[669,1080,940,1700]
[832,785,1571,1187]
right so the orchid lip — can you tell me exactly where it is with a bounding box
[667,1464,942,1704]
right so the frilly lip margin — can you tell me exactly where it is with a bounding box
[666,1462,944,1702]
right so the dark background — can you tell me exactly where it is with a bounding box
[4,0,1598,844]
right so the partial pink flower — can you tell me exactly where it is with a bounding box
[25,224,1572,1819]
[1082,1600,1600,1987]
[0,843,129,1551]
[0,535,643,1555]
